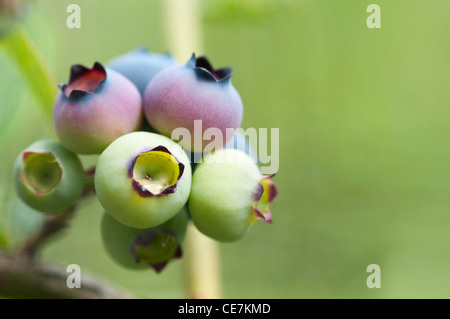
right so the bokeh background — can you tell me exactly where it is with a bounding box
[1,0,450,298]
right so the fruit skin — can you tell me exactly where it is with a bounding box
[53,62,142,154]
[143,54,243,152]
[13,140,84,214]
[107,47,177,97]
[101,208,188,272]
[95,132,192,229]
[189,148,277,242]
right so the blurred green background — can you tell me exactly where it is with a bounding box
[1,0,450,298]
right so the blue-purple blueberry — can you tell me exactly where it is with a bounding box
[143,54,243,152]
[53,62,142,154]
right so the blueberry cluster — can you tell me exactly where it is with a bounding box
[13,48,278,272]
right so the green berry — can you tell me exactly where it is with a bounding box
[189,148,278,242]
[13,140,84,214]
[101,208,188,272]
[95,132,192,229]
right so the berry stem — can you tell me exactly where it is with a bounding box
[19,206,75,259]
[83,166,96,196]
[0,165,131,298]
[163,0,223,298]
[1,26,57,131]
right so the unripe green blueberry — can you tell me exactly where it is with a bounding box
[95,132,192,229]
[13,140,84,213]
[101,208,188,272]
[189,148,278,242]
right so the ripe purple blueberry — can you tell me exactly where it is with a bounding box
[143,54,243,152]
[13,140,84,214]
[53,62,142,154]
[107,47,177,97]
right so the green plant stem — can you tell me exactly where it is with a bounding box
[19,206,75,259]
[0,167,131,299]
[1,26,57,129]
[19,170,95,259]
[184,223,222,298]
[163,0,222,299]
[0,251,135,299]
[83,166,96,196]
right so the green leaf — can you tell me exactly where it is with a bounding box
[1,26,57,128]
[0,230,9,251]
[0,52,23,135]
